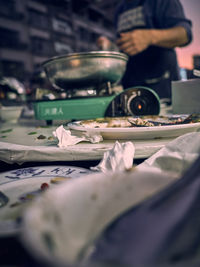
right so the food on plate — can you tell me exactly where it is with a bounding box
[128,117,155,127]
[84,117,131,128]
[0,128,13,133]
[36,134,46,140]
[8,178,71,210]
[1,177,72,224]
[79,116,137,128]
[50,176,71,184]
[28,131,37,135]
[77,115,200,129]
[9,182,51,209]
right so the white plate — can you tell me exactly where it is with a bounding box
[0,165,92,236]
[68,117,200,140]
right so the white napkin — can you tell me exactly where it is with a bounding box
[137,132,200,176]
[91,141,135,173]
[53,125,103,148]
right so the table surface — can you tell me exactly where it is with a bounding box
[0,117,175,164]
[0,114,173,266]
[0,106,198,267]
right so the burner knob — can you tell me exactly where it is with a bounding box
[126,87,160,116]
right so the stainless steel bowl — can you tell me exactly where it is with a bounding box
[42,51,128,90]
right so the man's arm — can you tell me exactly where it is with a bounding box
[116,26,189,56]
[150,26,189,48]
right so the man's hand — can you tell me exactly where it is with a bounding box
[116,26,189,56]
[96,36,112,50]
[116,30,152,56]
[96,36,119,51]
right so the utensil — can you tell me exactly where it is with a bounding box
[42,51,128,90]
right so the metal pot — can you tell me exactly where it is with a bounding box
[42,51,128,91]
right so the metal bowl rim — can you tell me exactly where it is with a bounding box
[42,51,129,67]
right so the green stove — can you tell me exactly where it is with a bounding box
[33,85,160,123]
[33,51,160,123]
[33,93,116,122]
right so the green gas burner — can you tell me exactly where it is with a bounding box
[33,51,160,123]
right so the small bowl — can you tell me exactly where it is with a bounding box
[0,106,23,123]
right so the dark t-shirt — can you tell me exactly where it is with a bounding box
[115,0,192,98]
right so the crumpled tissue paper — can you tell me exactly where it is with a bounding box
[53,125,103,148]
[137,132,200,176]
[91,141,135,173]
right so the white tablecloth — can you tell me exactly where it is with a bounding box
[0,119,173,164]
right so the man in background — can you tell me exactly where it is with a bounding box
[97,0,192,100]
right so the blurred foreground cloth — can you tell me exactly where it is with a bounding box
[88,133,200,267]
[22,132,200,266]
